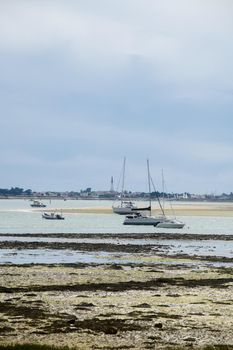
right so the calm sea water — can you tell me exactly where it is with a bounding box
[0,198,233,235]
[0,199,233,265]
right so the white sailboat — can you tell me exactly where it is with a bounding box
[155,170,185,229]
[112,158,150,215]
[123,160,164,226]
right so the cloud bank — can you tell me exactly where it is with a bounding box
[1,0,233,193]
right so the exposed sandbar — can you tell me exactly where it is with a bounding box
[32,201,233,216]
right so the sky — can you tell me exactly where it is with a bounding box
[1,0,233,194]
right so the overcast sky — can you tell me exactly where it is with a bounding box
[1,0,233,194]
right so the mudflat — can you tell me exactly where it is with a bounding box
[0,258,232,349]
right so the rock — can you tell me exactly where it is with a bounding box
[154,322,163,329]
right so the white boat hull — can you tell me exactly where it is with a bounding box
[123,214,162,226]
[156,219,185,229]
[42,213,64,220]
[112,204,151,215]
[112,206,135,215]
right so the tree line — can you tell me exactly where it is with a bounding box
[0,187,32,196]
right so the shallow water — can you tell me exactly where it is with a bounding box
[0,199,233,265]
[0,199,233,235]
[0,248,120,265]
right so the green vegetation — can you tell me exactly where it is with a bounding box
[0,187,32,197]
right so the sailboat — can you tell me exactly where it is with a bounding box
[155,170,185,229]
[112,158,151,215]
[123,160,164,226]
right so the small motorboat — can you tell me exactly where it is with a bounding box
[123,212,163,226]
[42,212,65,220]
[31,200,46,208]
[156,217,185,229]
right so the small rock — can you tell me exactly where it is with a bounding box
[154,322,163,329]
[183,337,196,342]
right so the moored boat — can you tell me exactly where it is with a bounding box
[156,218,185,229]
[123,212,163,226]
[113,201,151,215]
[112,158,150,215]
[42,212,65,220]
[30,200,46,208]
[123,160,164,226]
[154,170,185,229]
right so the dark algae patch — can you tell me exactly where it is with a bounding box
[0,260,232,349]
[45,317,143,334]
[1,232,233,241]
[0,276,232,294]
[0,346,76,350]
[0,345,233,350]
[0,301,48,319]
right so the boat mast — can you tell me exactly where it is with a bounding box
[162,168,165,213]
[147,159,152,215]
[121,157,126,207]
[150,171,165,216]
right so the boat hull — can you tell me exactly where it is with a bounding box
[42,213,64,220]
[123,215,162,226]
[30,200,46,208]
[156,219,185,229]
[112,207,135,215]
[113,205,151,215]
[157,222,184,229]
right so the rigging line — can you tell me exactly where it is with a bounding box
[161,169,165,213]
[121,157,126,198]
[150,174,165,216]
[146,159,152,214]
[115,157,125,193]
[163,176,176,218]
[113,158,125,206]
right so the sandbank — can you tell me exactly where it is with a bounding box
[33,201,233,216]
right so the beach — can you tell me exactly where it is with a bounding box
[0,258,232,349]
[0,200,233,349]
[0,229,233,349]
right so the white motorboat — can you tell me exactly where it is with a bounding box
[30,200,46,208]
[123,212,163,226]
[42,212,64,220]
[156,218,185,229]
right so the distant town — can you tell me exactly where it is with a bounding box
[1,186,233,201]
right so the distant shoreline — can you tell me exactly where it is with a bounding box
[1,196,233,203]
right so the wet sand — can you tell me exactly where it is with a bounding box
[0,232,233,349]
[0,233,233,263]
[0,261,232,349]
